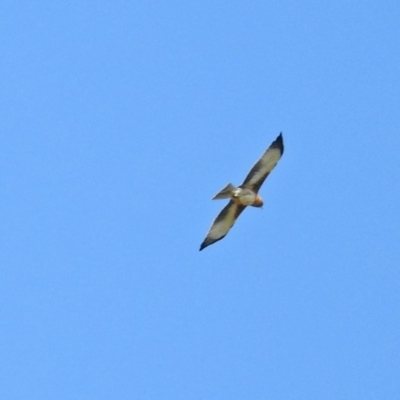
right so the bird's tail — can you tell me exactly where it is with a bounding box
[212,183,237,200]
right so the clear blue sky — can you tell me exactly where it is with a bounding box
[1,2,399,399]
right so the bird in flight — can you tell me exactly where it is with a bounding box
[200,133,284,251]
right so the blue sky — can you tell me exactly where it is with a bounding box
[1,1,399,399]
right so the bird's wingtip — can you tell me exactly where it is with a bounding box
[274,132,284,154]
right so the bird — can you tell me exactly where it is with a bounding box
[199,133,284,251]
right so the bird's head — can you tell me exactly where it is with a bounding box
[253,195,264,208]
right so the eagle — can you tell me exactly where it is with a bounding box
[200,133,284,251]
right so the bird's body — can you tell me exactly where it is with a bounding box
[200,133,284,251]
[215,185,263,206]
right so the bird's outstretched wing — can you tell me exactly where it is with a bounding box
[200,201,246,251]
[241,133,284,193]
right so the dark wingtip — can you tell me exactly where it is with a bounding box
[273,132,284,155]
[199,240,208,251]
[199,234,227,251]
